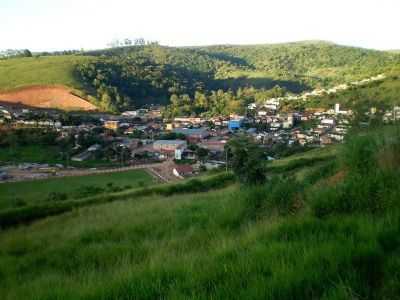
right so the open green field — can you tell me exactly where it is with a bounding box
[0,169,154,210]
[0,55,93,91]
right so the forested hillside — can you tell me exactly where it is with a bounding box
[199,41,400,84]
[2,41,399,112]
[76,42,400,112]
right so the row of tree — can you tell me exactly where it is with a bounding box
[164,86,287,117]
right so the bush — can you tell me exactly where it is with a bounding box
[75,185,104,198]
[268,177,303,215]
[46,192,68,202]
[10,197,27,208]
[311,127,400,217]
[239,176,304,221]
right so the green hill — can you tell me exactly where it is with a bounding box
[1,42,399,111]
[300,73,400,110]
[1,126,400,299]
[0,55,94,91]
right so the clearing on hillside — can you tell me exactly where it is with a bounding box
[0,85,97,111]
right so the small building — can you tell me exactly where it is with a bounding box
[320,135,333,145]
[104,120,120,130]
[71,151,92,162]
[228,119,244,131]
[198,140,226,153]
[153,140,187,152]
[0,171,9,181]
[87,144,102,152]
[174,117,202,124]
[173,164,194,178]
[121,111,138,117]
[321,118,336,127]
[173,128,209,140]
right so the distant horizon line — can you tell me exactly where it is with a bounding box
[1,40,399,54]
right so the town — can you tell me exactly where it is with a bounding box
[1,73,398,183]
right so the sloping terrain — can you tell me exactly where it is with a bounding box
[1,42,399,111]
[0,56,92,91]
[0,127,399,299]
[0,55,98,110]
[0,85,97,110]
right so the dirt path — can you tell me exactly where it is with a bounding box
[0,85,97,111]
[0,161,176,184]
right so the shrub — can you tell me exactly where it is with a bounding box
[10,197,27,208]
[75,185,104,198]
[46,192,68,202]
[268,177,303,215]
[312,126,400,217]
[239,176,304,221]
[341,133,378,175]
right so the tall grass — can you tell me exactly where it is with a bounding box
[1,188,399,299]
[1,126,400,299]
[310,126,400,217]
[0,172,235,228]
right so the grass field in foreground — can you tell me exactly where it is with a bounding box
[0,169,154,210]
[0,183,398,300]
[1,127,400,299]
[0,55,93,91]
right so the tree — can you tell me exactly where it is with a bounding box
[196,147,209,162]
[22,49,32,57]
[124,39,132,46]
[226,135,266,185]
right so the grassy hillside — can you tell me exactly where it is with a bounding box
[302,74,400,110]
[0,55,93,91]
[199,41,400,85]
[1,42,399,111]
[1,126,399,299]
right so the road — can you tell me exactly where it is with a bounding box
[0,161,178,184]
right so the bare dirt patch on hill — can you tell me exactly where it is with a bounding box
[0,85,97,111]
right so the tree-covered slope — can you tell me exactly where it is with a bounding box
[76,42,400,111]
[1,42,399,111]
[198,41,400,85]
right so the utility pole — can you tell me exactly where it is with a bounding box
[225,148,229,172]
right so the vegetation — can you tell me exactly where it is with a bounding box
[297,74,400,111]
[77,42,400,112]
[0,172,235,228]
[2,42,399,113]
[0,128,121,167]
[226,135,266,184]
[1,125,399,299]
[0,55,93,91]
[199,41,400,85]
[0,169,154,211]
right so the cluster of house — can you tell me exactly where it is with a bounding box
[257,74,387,105]
[0,101,354,168]
[1,72,399,179]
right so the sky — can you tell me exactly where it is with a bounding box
[1,0,399,52]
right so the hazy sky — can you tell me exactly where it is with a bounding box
[1,0,399,51]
